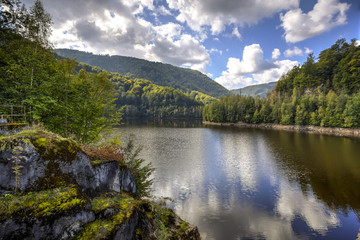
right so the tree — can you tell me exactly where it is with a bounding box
[69,70,122,143]
[56,58,77,137]
[22,0,52,48]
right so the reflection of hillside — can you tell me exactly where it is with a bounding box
[121,119,203,128]
[264,130,360,212]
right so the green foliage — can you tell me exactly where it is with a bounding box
[79,62,205,119]
[123,135,154,198]
[10,145,25,193]
[0,1,121,143]
[0,186,86,220]
[189,90,217,105]
[55,49,230,98]
[204,39,360,129]
[149,202,195,239]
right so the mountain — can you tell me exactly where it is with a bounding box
[54,49,230,98]
[77,62,216,119]
[231,82,276,98]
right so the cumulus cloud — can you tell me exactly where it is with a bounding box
[280,0,350,43]
[272,48,281,59]
[284,46,313,57]
[22,0,210,73]
[253,59,299,84]
[215,44,298,89]
[167,0,299,35]
[230,44,276,74]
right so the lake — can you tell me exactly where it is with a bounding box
[115,120,360,240]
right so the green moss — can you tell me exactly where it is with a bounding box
[0,185,87,220]
[74,219,115,240]
[149,202,194,239]
[33,138,47,148]
[74,193,137,240]
[91,192,136,214]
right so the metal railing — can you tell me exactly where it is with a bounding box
[0,105,27,124]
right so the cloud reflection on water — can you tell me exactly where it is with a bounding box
[116,124,359,239]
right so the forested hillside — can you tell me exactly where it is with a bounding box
[55,49,230,98]
[77,63,215,119]
[231,82,276,98]
[204,39,360,128]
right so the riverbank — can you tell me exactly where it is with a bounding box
[203,121,360,138]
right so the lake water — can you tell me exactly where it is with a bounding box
[115,120,360,240]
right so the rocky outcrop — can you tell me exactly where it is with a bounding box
[0,211,96,240]
[0,133,136,195]
[0,130,200,240]
[93,161,136,193]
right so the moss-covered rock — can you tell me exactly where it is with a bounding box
[0,130,136,194]
[0,130,200,239]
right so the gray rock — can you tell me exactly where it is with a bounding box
[114,211,139,240]
[0,211,95,240]
[0,140,44,192]
[94,161,136,194]
[0,118,7,124]
[0,137,136,195]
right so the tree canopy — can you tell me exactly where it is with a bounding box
[204,39,360,129]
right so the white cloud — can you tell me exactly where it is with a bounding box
[156,5,171,16]
[284,46,303,57]
[209,48,223,55]
[232,27,241,39]
[150,34,210,73]
[215,73,253,90]
[356,40,360,47]
[280,0,350,43]
[229,44,276,74]
[153,22,183,38]
[253,59,299,84]
[23,0,210,74]
[272,48,281,59]
[167,0,299,35]
[284,46,313,57]
[305,47,313,54]
[215,44,298,89]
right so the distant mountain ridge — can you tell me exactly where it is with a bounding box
[231,82,276,98]
[54,49,230,98]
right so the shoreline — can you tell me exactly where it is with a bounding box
[203,121,360,138]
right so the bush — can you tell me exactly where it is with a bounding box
[123,134,154,198]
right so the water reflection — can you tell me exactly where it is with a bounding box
[116,122,360,239]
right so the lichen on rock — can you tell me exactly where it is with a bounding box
[0,130,200,239]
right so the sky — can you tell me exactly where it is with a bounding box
[23,0,360,90]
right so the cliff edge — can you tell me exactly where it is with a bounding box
[0,130,200,239]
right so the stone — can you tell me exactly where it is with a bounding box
[0,118,8,124]
[0,135,136,195]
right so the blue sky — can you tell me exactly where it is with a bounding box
[24,0,359,89]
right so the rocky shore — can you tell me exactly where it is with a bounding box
[0,130,200,239]
[203,121,360,138]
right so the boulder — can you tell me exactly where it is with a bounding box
[0,132,136,195]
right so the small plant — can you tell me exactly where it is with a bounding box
[81,143,124,164]
[123,134,154,198]
[11,146,26,193]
